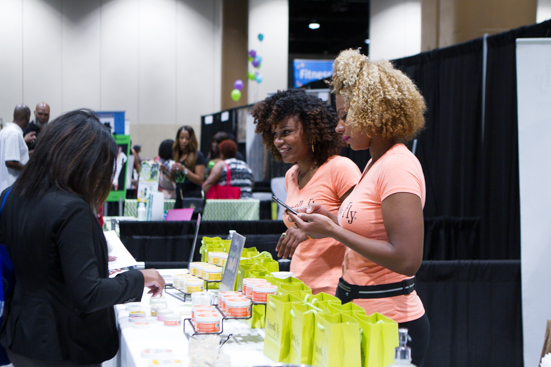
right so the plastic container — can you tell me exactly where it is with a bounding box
[133,322,151,329]
[251,284,278,303]
[202,266,223,281]
[148,360,183,366]
[244,279,268,298]
[140,348,173,359]
[129,310,146,322]
[195,312,221,333]
[126,302,143,311]
[150,303,167,316]
[150,297,168,306]
[156,309,174,321]
[208,252,220,265]
[138,202,147,221]
[184,278,204,293]
[218,291,242,311]
[191,305,216,321]
[189,262,203,276]
[225,297,251,317]
[172,274,189,289]
[217,252,228,267]
[163,314,182,327]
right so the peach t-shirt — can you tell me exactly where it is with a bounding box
[338,144,426,323]
[284,156,361,295]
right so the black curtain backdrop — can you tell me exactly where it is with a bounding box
[392,19,551,261]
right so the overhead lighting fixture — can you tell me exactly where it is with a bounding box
[364,39,370,44]
[309,22,320,30]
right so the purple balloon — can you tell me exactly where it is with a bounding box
[249,49,257,58]
[233,79,244,91]
[252,58,260,68]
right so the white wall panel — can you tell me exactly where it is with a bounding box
[100,0,139,125]
[176,0,221,137]
[61,0,101,111]
[0,0,24,123]
[370,0,421,60]
[248,0,288,104]
[138,0,177,126]
[23,0,62,120]
[538,0,551,22]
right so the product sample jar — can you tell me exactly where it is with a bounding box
[217,253,228,267]
[251,284,278,303]
[189,262,205,276]
[163,314,182,327]
[202,267,223,281]
[150,303,168,317]
[218,291,242,312]
[191,305,216,321]
[185,278,204,293]
[195,312,221,333]
[244,279,268,298]
[156,309,174,321]
[129,310,146,322]
[225,297,251,317]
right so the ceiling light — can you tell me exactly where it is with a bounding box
[308,23,320,30]
[364,39,370,44]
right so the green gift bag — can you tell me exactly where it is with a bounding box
[246,304,266,329]
[242,247,259,258]
[312,313,362,367]
[289,302,325,365]
[326,301,366,317]
[284,289,313,300]
[250,252,279,272]
[263,294,302,362]
[354,312,399,367]
[278,282,311,296]
[309,292,342,304]
[269,276,304,286]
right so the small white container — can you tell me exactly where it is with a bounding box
[156,309,174,321]
[185,278,204,293]
[150,297,168,306]
[129,310,146,320]
[207,252,220,265]
[195,312,221,333]
[202,267,223,281]
[217,252,228,267]
[225,297,251,318]
[163,314,182,327]
[191,305,216,321]
[150,303,167,317]
[244,279,268,298]
[126,302,143,311]
[133,322,151,329]
[218,291,242,311]
[140,348,173,359]
[252,284,278,303]
[189,262,202,276]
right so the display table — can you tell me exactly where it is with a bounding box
[112,269,273,367]
[123,199,260,221]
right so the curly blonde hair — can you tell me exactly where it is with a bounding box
[330,49,426,143]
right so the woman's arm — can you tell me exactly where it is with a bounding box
[184,163,205,186]
[292,192,424,276]
[202,161,224,194]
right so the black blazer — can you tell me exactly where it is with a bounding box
[0,188,144,364]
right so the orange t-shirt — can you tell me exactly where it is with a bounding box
[284,155,361,295]
[338,144,426,323]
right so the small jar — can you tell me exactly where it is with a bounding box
[251,284,278,303]
[207,252,220,265]
[129,310,146,322]
[191,305,216,321]
[185,278,204,293]
[202,267,223,281]
[225,297,251,318]
[163,314,182,327]
[150,303,167,317]
[217,253,228,267]
[218,291,242,312]
[126,302,143,311]
[189,262,204,276]
[156,309,174,321]
[195,312,221,333]
[172,274,188,289]
[244,279,268,298]
[150,297,168,306]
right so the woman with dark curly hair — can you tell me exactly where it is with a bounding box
[290,49,429,366]
[169,125,205,207]
[251,89,360,295]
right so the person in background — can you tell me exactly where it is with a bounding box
[169,125,205,207]
[206,131,245,173]
[0,105,31,193]
[203,139,254,199]
[156,139,176,199]
[132,144,142,175]
[251,89,361,295]
[0,109,165,366]
[289,49,429,366]
[23,102,50,152]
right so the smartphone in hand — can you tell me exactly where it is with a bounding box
[272,195,299,216]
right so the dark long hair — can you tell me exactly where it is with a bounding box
[12,109,118,211]
[172,125,198,171]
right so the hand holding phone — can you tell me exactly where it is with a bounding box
[272,195,298,216]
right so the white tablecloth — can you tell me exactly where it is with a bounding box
[109,269,274,367]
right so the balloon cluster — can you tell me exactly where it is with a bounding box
[230,33,264,102]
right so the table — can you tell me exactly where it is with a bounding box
[112,269,274,367]
[123,199,260,221]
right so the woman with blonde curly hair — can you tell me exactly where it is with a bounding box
[290,49,429,365]
[251,89,360,295]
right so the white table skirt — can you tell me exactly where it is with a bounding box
[107,269,274,367]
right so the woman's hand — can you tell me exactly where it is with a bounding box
[289,212,339,239]
[171,162,185,174]
[276,226,309,259]
[140,269,165,297]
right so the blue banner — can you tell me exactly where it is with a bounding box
[293,59,334,88]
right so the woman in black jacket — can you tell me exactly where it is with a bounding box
[0,109,164,366]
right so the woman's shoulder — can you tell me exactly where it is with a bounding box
[322,155,361,172]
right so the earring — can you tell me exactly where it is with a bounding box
[312,142,315,152]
